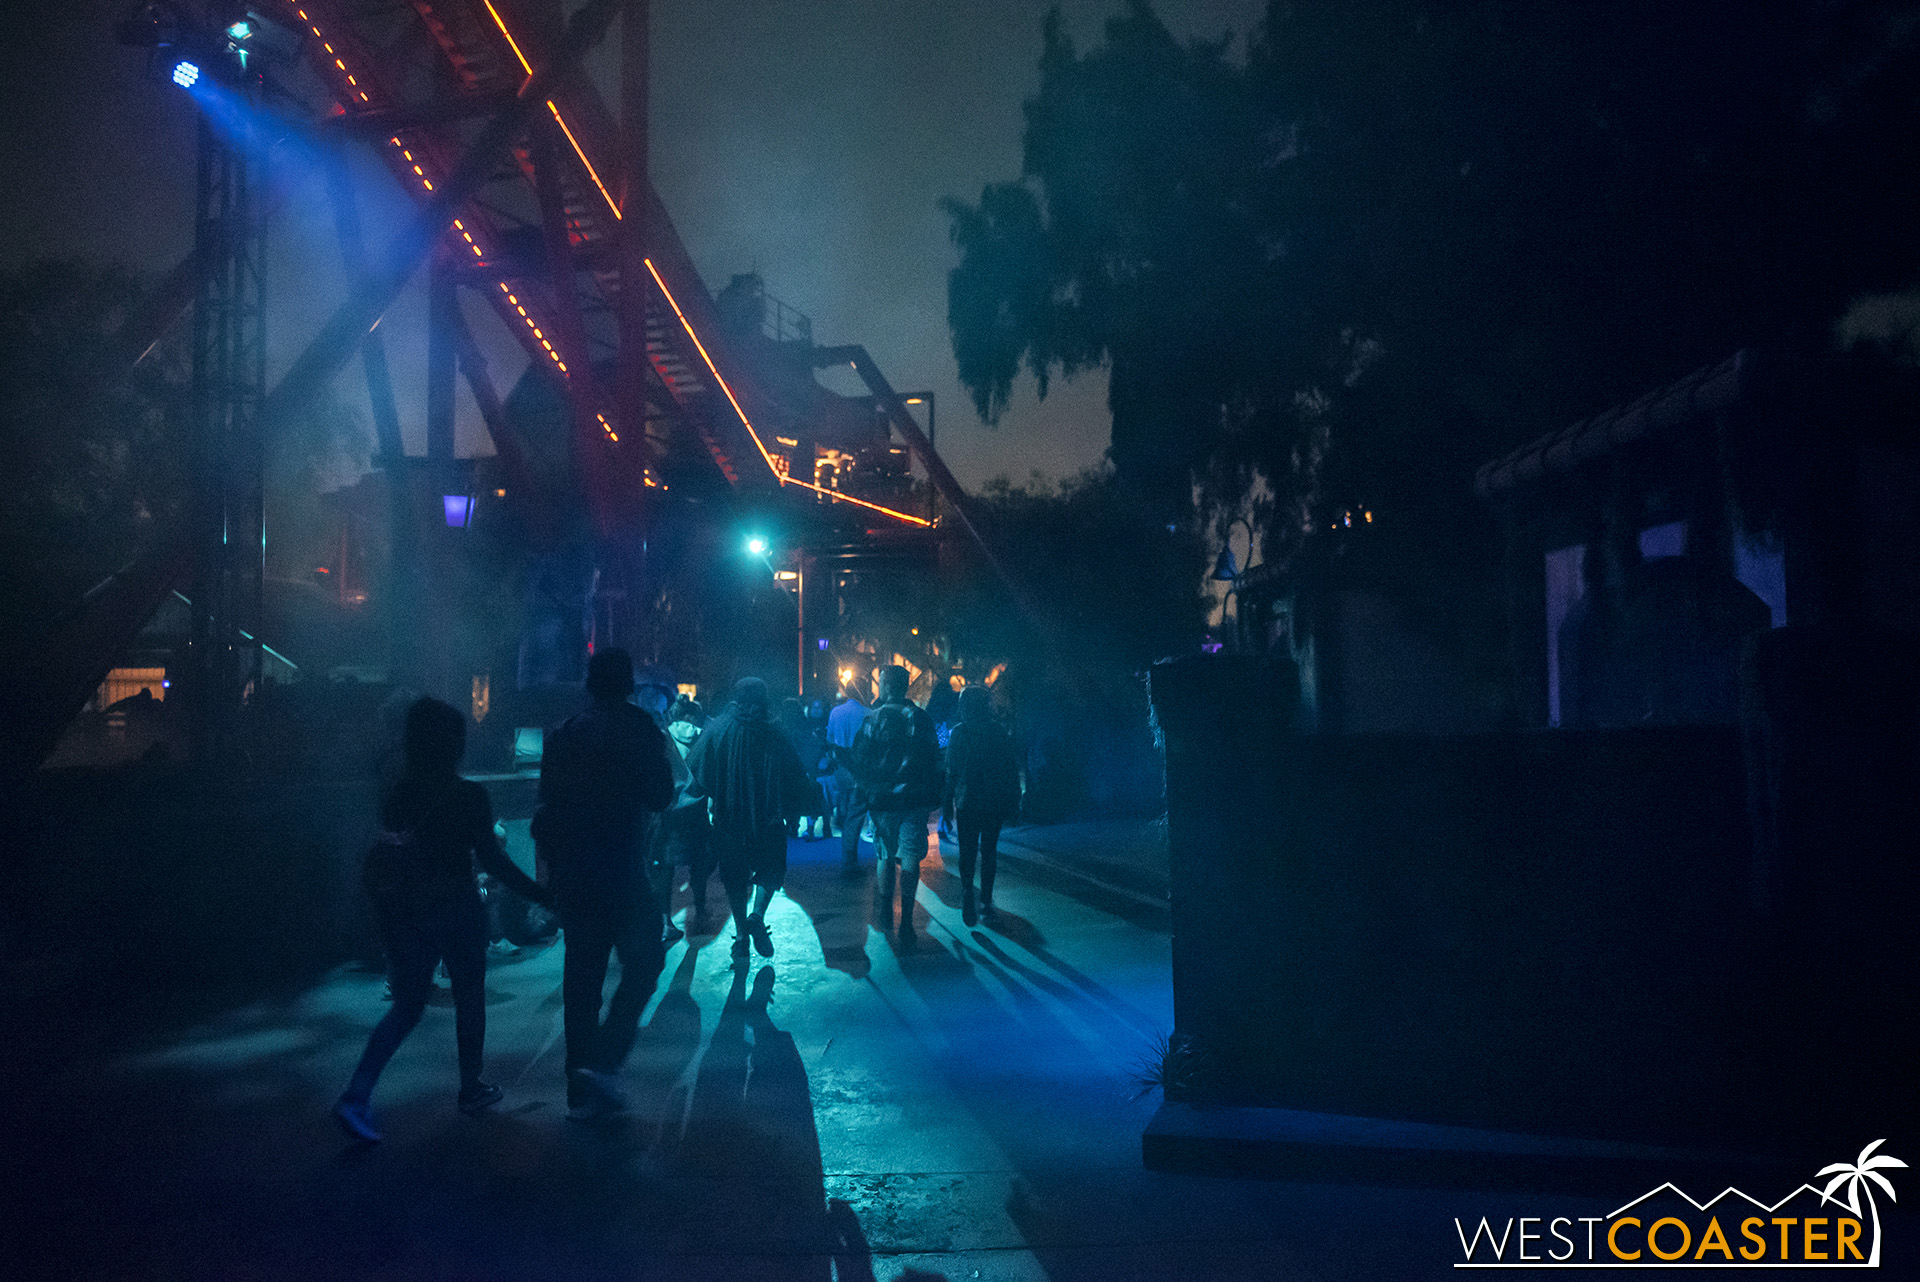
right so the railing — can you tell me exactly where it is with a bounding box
[764,293,812,346]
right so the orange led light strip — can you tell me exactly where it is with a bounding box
[477,0,623,222]
[546,103,621,220]
[295,9,369,103]
[296,12,568,380]
[494,282,569,374]
[645,258,930,526]
[784,477,934,526]
[481,0,532,74]
[643,257,778,472]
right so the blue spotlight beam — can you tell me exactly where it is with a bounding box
[248,0,621,450]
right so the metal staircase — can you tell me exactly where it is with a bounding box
[290,0,795,507]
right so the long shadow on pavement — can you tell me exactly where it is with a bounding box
[779,836,878,979]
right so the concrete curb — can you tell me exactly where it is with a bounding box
[936,827,1171,926]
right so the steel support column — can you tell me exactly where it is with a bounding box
[530,118,616,535]
[616,0,651,514]
[187,108,267,773]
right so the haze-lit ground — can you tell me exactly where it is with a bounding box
[7,828,1603,1280]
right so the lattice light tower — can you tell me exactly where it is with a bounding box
[177,30,270,770]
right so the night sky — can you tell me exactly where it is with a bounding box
[0,0,1263,492]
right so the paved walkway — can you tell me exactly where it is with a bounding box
[988,818,1170,904]
[7,826,1573,1280]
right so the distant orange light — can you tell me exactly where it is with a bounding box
[646,255,931,527]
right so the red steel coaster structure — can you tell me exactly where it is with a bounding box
[12,0,1009,775]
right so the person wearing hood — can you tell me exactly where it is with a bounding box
[942,685,1022,926]
[686,677,810,960]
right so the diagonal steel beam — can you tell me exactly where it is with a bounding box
[325,164,407,469]
[2,535,195,778]
[448,306,554,546]
[816,343,1064,663]
[530,116,617,535]
[251,0,623,450]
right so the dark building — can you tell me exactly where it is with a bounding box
[1477,347,1920,729]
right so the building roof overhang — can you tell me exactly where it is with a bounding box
[1473,350,1750,500]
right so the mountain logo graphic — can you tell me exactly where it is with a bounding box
[1453,1140,1904,1267]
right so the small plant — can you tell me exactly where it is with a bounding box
[1129,1030,1206,1101]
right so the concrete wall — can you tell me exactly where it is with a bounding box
[1151,653,1915,1155]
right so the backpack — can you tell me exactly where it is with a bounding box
[854,701,942,808]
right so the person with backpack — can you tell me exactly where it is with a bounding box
[850,665,943,944]
[533,648,677,1120]
[686,677,812,961]
[942,685,1022,926]
[335,696,554,1143]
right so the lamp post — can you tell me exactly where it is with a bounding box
[754,535,808,698]
[779,558,805,699]
[1210,517,1257,653]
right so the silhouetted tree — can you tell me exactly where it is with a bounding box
[943,466,1204,670]
[0,259,188,626]
[946,0,1920,577]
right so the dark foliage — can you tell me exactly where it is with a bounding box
[944,467,1205,670]
[945,0,1920,550]
[0,259,188,625]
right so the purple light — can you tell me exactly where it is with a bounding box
[818,638,830,650]
[443,494,473,528]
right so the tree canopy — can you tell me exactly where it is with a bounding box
[0,259,187,625]
[946,0,1920,554]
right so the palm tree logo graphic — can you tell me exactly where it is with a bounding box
[1817,1139,1906,1267]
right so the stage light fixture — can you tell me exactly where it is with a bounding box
[746,536,769,557]
[171,59,201,87]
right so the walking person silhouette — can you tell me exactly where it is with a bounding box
[686,677,811,961]
[942,685,1021,926]
[850,665,943,945]
[533,648,676,1120]
[335,696,554,1143]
